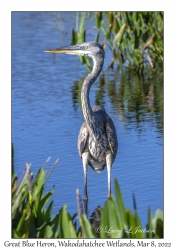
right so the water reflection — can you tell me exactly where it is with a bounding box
[72,67,163,137]
[89,205,101,238]
[82,200,101,238]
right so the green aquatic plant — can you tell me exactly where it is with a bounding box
[12,144,163,238]
[12,149,60,238]
[71,12,92,72]
[70,12,163,73]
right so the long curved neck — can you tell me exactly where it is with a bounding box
[81,55,104,129]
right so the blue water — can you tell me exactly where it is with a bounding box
[12,12,163,229]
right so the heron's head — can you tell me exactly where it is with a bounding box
[44,41,104,59]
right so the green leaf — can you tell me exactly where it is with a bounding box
[156,218,163,238]
[28,216,37,238]
[13,229,26,239]
[132,12,138,22]
[134,29,139,49]
[12,185,28,218]
[77,227,82,238]
[146,207,153,238]
[100,203,108,238]
[40,186,54,210]
[112,17,119,33]
[59,205,76,238]
[50,213,60,236]
[12,174,17,195]
[15,202,31,238]
[95,32,100,43]
[15,164,31,196]
[81,214,96,238]
[113,23,127,47]
[125,12,131,27]
[44,225,53,238]
[44,201,54,222]
[95,12,103,29]
[69,220,77,238]
[100,26,107,37]
[134,210,145,238]
[61,206,70,238]
[32,186,43,218]
[71,29,76,45]
[32,168,46,199]
[60,205,71,238]
[108,198,122,238]
[77,30,86,44]
[133,55,139,66]
[114,178,126,226]
[125,209,136,238]
[132,193,137,210]
[152,210,163,228]
[79,12,86,31]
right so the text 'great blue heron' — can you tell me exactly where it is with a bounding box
[45,41,118,200]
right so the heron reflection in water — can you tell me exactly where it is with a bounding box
[45,42,118,201]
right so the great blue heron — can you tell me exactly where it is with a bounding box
[45,41,118,200]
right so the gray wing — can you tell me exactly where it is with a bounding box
[105,116,118,158]
[77,122,89,158]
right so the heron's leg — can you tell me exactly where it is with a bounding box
[82,152,89,201]
[106,153,113,199]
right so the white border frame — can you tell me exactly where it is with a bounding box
[0,0,175,246]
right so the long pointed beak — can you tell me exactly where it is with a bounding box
[44,45,81,54]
